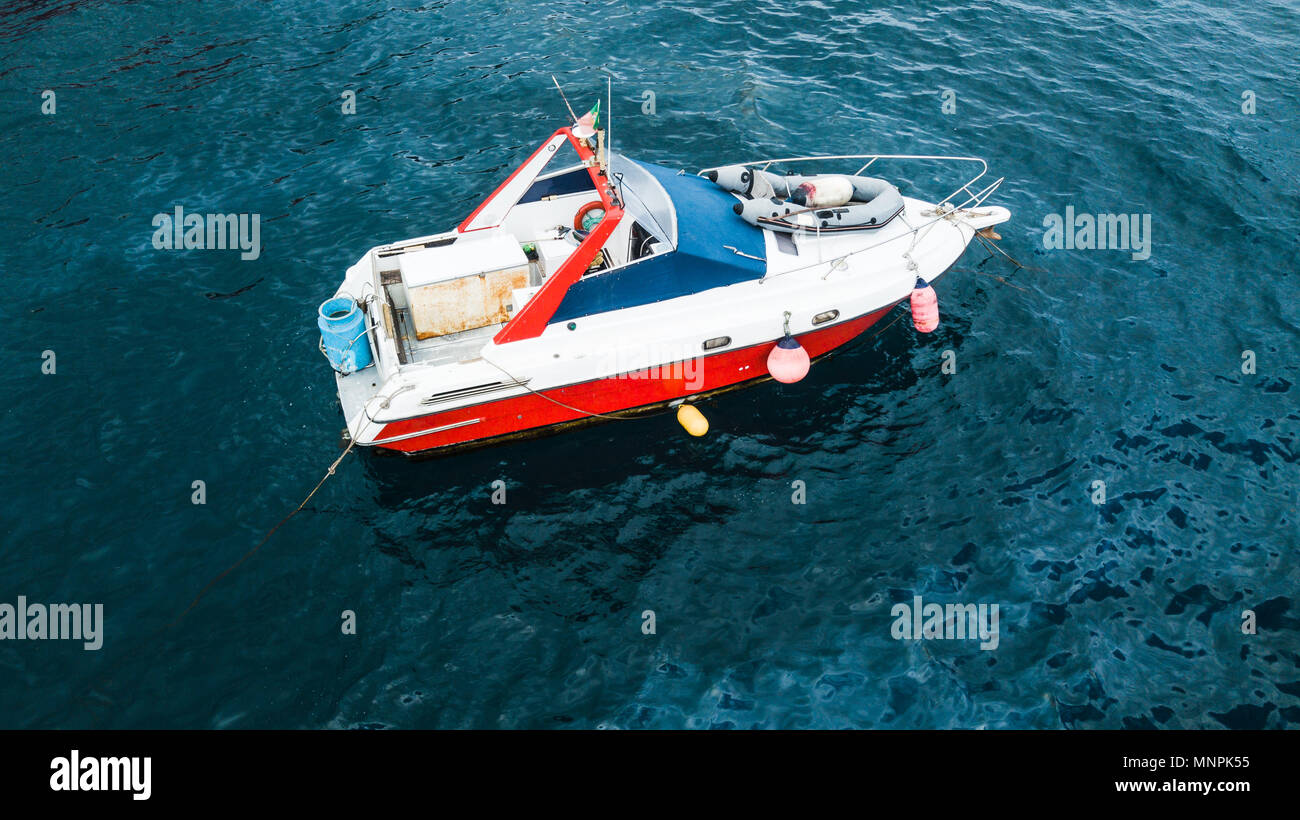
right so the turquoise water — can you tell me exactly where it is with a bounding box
[1,0,1297,728]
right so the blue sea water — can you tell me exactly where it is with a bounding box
[0,0,1297,729]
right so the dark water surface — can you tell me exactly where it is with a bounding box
[1,0,1297,728]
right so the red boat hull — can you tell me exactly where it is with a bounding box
[373,303,899,455]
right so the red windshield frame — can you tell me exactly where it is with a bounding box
[491,128,623,344]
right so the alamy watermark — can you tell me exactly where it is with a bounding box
[596,342,705,390]
[1042,205,1151,260]
[891,595,999,650]
[50,750,150,800]
[151,206,261,260]
[0,596,103,650]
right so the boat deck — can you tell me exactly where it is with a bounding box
[406,323,499,366]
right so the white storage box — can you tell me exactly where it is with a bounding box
[399,232,529,339]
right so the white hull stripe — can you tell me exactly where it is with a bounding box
[370,417,482,445]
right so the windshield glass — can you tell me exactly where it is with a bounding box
[610,153,677,249]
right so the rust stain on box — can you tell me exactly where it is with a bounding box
[411,266,528,340]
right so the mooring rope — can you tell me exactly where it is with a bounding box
[975,232,1047,274]
[82,437,358,724]
[167,437,357,629]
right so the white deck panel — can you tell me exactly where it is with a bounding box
[399,231,528,288]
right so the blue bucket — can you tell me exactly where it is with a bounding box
[318,296,373,374]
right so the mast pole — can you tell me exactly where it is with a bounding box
[551,74,578,123]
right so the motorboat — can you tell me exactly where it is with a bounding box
[319,103,1009,456]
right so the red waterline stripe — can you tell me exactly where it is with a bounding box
[374,305,895,453]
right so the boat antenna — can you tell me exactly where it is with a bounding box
[605,73,612,168]
[551,74,579,123]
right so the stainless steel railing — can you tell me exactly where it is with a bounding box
[697,153,1002,211]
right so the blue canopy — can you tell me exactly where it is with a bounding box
[549,160,766,324]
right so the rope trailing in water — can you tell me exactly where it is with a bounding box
[951,233,1043,292]
[868,308,909,339]
[167,437,357,630]
[975,232,1047,274]
[83,437,359,723]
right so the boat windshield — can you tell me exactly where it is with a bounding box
[611,153,677,250]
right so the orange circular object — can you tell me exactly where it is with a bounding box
[574,200,606,231]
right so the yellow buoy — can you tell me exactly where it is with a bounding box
[676,404,708,437]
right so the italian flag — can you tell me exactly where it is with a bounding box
[573,101,600,137]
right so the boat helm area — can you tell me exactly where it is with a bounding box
[365,147,676,368]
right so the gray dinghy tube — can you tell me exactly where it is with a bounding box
[705,165,905,234]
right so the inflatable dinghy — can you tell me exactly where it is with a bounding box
[704,165,905,234]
